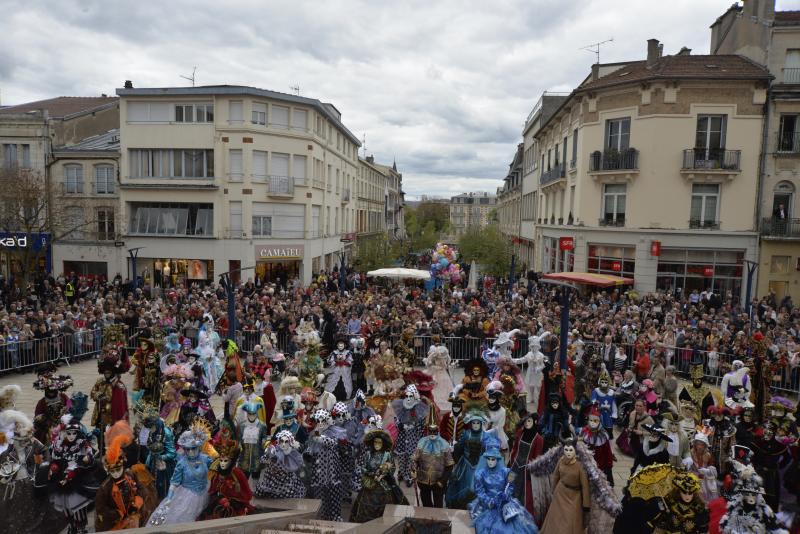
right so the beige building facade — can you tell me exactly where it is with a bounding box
[526,40,769,301]
[711,0,800,304]
[115,85,360,286]
[497,144,523,264]
[449,192,496,236]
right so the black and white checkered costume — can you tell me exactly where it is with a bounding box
[254,446,306,499]
[391,398,427,484]
[307,433,346,521]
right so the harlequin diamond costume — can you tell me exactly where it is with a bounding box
[200,434,254,520]
[45,414,97,534]
[147,420,213,527]
[306,409,347,522]
[0,410,68,534]
[391,384,428,486]
[33,366,73,447]
[94,421,157,531]
[327,340,353,401]
[468,443,538,534]
[350,428,407,523]
[254,430,306,499]
[719,462,788,534]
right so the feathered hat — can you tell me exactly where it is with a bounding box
[177,418,212,449]
[767,396,794,413]
[463,410,489,425]
[672,471,701,494]
[214,434,240,461]
[103,420,134,471]
[33,373,73,392]
[0,385,21,410]
[463,357,489,378]
[598,368,611,386]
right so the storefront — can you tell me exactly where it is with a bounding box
[135,257,214,287]
[0,232,51,281]
[542,237,575,273]
[63,261,108,280]
[587,244,635,278]
[656,248,744,299]
[255,244,303,284]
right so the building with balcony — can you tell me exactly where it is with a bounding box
[449,192,496,236]
[116,84,360,286]
[0,96,119,280]
[497,144,523,263]
[357,155,390,238]
[711,0,800,303]
[526,39,769,300]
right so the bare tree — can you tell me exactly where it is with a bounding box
[0,167,97,294]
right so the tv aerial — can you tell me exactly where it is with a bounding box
[580,38,614,64]
[180,67,197,86]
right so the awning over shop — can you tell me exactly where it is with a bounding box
[367,268,432,280]
[542,271,634,287]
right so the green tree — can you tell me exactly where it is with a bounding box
[404,201,450,251]
[353,232,404,271]
[457,223,511,277]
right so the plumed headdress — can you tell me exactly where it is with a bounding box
[177,418,211,449]
[103,420,134,471]
[0,385,21,410]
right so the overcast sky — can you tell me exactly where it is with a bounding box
[2,0,799,199]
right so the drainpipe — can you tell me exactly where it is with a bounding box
[753,83,771,302]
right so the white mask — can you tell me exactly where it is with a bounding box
[219,457,231,470]
[486,457,498,468]
[563,445,576,461]
[403,396,416,409]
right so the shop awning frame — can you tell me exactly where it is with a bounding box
[541,271,634,287]
[367,268,432,280]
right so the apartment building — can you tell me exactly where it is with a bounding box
[711,0,800,303]
[449,192,497,236]
[116,84,360,286]
[357,156,390,242]
[526,39,769,301]
[359,157,405,240]
[0,96,119,280]
[496,143,523,262]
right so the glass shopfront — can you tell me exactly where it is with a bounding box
[656,248,743,300]
[136,258,214,288]
[542,237,575,273]
[255,244,303,285]
[587,244,635,277]
[63,261,108,280]
[0,233,51,281]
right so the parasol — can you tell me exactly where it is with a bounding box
[367,268,432,280]
[626,463,676,501]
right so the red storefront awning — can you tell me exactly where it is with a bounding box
[542,271,634,287]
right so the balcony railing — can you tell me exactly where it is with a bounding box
[598,216,625,227]
[689,219,720,230]
[540,163,565,185]
[777,132,800,155]
[761,217,800,238]
[590,149,639,172]
[266,175,294,196]
[783,68,800,84]
[682,148,741,171]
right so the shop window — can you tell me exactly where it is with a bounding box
[770,255,790,274]
[587,244,635,277]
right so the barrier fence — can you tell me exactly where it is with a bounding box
[0,325,796,397]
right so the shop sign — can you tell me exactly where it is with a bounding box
[255,244,304,260]
[0,235,27,248]
[703,266,714,277]
[559,237,574,251]
[611,261,622,272]
[650,240,661,257]
[0,232,49,250]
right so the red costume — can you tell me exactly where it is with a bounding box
[201,436,255,519]
[508,421,544,522]
[439,410,466,446]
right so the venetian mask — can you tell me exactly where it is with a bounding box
[599,379,609,390]
[452,404,463,416]
[550,401,560,411]
[743,411,753,422]
[523,417,534,430]
[668,422,680,434]
[743,493,757,506]
[65,430,78,443]
[403,394,416,410]
[472,367,481,377]
[219,457,232,470]
[563,445,576,461]
[109,465,125,480]
[337,342,345,351]
[373,438,383,451]
[679,491,693,504]
[470,420,482,431]
[486,457,498,468]
[184,446,200,459]
[247,412,257,423]
[103,371,114,381]
[588,416,600,430]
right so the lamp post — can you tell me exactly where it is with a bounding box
[218,265,255,342]
[339,249,347,295]
[743,259,758,322]
[540,279,577,369]
[127,247,144,289]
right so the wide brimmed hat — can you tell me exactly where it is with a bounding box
[673,471,701,494]
[180,387,209,400]
[363,428,392,449]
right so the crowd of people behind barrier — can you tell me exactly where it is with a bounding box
[0,270,798,395]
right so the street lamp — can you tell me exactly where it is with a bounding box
[218,265,255,341]
[540,279,578,370]
[743,259,758,322]
[127,247,144,289]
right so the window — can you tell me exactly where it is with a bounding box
[97,208,114,240]
[229,101,244,123]
[65,164,84,193]
[571,129,578,166]
[292,155,307,185]
[690,184,719,227]
[272,105,289,128]
[252,215,272,236]
[252,102,266,125]
[657,248,744,298]
[271,153,289,177]
[778,115,799,153]
[252,150,267,181]
[21,144,30,168]
[128,202,213,236]
[229,201,243,238]
[695,115,726,153]
[587,244,635,277]
[602,184,626,225]
[127,102,170,122]
[129,149,214,178]
[252,202,304,238]
[175,103,213,123]
[312,205,321,238]
[94,165,115,194]
[785,49,800,83]
[229,149,243,182]
[770,255,790,274]
[291,109,307,130]
[3,144,17,168]
[605,118,631,151]
[65,207,85,239]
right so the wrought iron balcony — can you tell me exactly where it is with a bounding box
[783,67,800,84]
[760,217,800,238]
[266,175,294,196]
[598,216,625,227]
[589,149,638,172]
[777,132,800,155]
[540,163,565,185]
[682,148,741,171]
[689,219,720,230]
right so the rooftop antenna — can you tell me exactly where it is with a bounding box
[180,66,197,87]
[361,134,367,158]
[580,38,614,64]
[289,84,300,95]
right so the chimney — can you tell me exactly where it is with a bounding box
[366,155,374,163]
[677,46,692,56]
[591,63,600,81]
[124,80,133,89]
[647,39,661,67]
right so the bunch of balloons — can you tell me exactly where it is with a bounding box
[430,242,462,284]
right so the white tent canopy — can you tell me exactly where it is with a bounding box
[366,268,431,280]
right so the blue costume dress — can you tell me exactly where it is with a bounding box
[469,463,539,534]
[144,420,177,499]
[446,427,493,509]
[148,453,212,526]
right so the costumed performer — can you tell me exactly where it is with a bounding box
[254,430,306,499]
[200,434,254,520]
[424,335,455,407]
[350,427,407,523]
[508,413,544,522]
